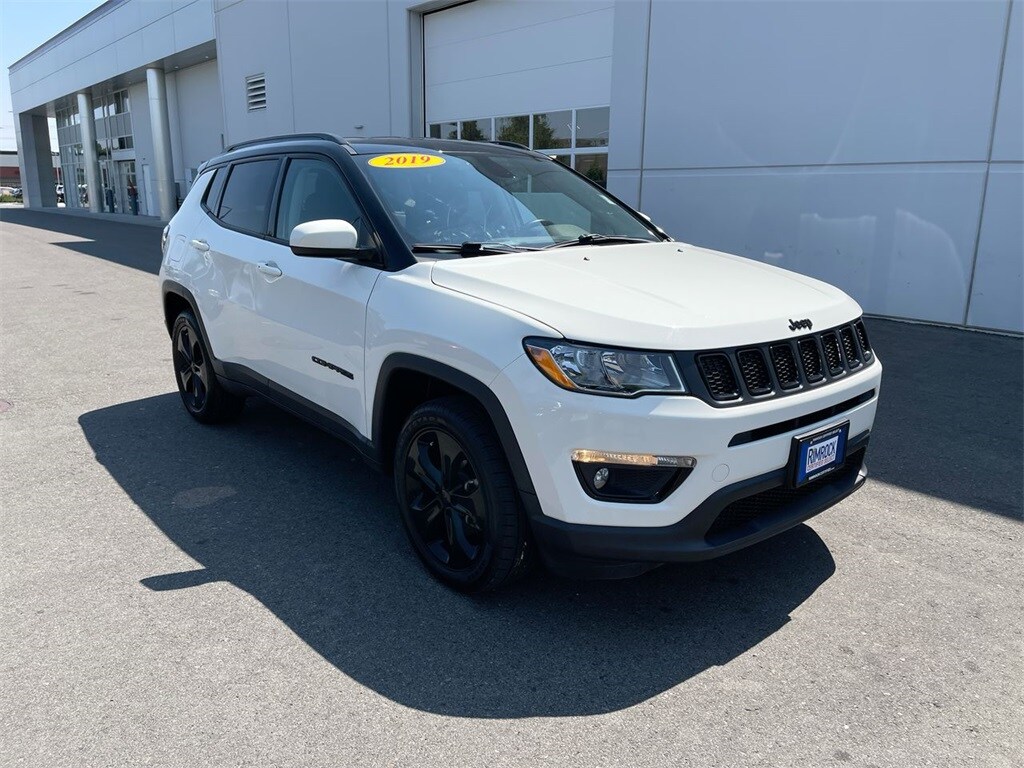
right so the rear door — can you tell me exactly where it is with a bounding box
[248,155,382,436]
[192,157,283,367]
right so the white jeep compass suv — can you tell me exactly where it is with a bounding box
[159,134,882,592]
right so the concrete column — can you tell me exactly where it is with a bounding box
[146,67,177,220]
[76,91,102,213]
[16,113,57,209]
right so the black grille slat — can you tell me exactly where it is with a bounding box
[797,338,824,382]
[769,344,800,389]
[840,327,861,368]
[737,349,773,396]
[698,354,740,400]
[855,321,872,358]
[686,319,874,406]
[822,332,844,375]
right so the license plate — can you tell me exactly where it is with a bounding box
[790,421,849,487]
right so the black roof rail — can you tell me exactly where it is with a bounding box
[225,133,351,153]
[488,140,531,151]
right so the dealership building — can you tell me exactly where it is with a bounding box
[8,0,1023,332]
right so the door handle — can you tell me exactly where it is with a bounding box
[190,238,210,252]
[256,261,283,278]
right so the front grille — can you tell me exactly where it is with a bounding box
[854,321,872,358]
[769,344,800,389]
[840,327,861,368]
[821,332,844,375]
[682,319,875,406]
[737,349,772,396]
[797,338,824,382]
[704,449,865,543]
[697,354,740,400]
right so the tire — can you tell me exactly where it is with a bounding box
[394,396,533,593]
[171,310,245,424]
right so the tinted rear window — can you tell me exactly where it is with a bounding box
[202,167,226,212]
[217,160,280,234]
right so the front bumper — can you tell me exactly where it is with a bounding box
[489,352,881,575]
[527,433,868,578]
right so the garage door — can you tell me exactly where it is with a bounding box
[423,0,614,185]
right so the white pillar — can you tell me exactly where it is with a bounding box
[146,67,177,220]
[76,91,102,213]
[16,113,57,209]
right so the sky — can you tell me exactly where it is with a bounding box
[0,0,103,151]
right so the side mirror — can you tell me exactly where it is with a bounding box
[290,219,372,260]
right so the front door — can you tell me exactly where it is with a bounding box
[249,156,381,436]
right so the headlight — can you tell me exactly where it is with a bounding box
[524,338,686,396]
[161,225,170,258]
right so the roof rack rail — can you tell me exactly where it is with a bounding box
[488,140,531,151]
[225,133,350,153]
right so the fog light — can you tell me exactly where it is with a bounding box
[572,450,696,503]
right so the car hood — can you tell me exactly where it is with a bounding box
[430,241,862,349]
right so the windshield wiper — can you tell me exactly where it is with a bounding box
[412,242,536,257]
[542,234,656,249]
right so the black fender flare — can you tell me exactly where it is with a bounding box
[372,353,540,507]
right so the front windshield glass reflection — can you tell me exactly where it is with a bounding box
[359,151,660,250]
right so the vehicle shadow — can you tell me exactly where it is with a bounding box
[1,208,161,274]
[79,393,835,718]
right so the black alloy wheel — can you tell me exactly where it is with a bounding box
[174,323,209,412]
[171,311,244,423]
[404,427,487,571]
[394,397,533,592]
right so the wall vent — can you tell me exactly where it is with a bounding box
[246,74,267,111]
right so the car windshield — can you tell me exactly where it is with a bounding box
[357,149,662,251]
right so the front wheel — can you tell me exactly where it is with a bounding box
[394,396,533,592]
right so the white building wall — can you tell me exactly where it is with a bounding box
[967,0,1023,332]
[609,0,1022,332]
[172,59,224,179]
[9,0,216,116]
[213,0,403,144]
[423,0,613,122]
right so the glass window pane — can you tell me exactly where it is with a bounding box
[575,153,608,188]
[359,150,656,247]
[217,159,280,234]
[459,119,491,142]
[274,158,368,243]
[575,107,609,148]
[439,121,458,140]
[549,154,572,167]
[203,167,227,211]
[428,123,441,139]
[495,115,529,147]
[532,111,571,150]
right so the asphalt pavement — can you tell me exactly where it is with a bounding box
[1,208,1021,767]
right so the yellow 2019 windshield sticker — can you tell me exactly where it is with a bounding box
[368,153,446,168]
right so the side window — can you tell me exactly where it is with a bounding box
[274,158,369,244]
[201,167,226,213]
[217,159,280,234]
[181,168,214,209]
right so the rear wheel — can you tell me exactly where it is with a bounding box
[394,396,533,592]
[171,311,244,423]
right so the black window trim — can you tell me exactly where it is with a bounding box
[199,166,225,215]
[205,155,285,239]
[265,152,385,267]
